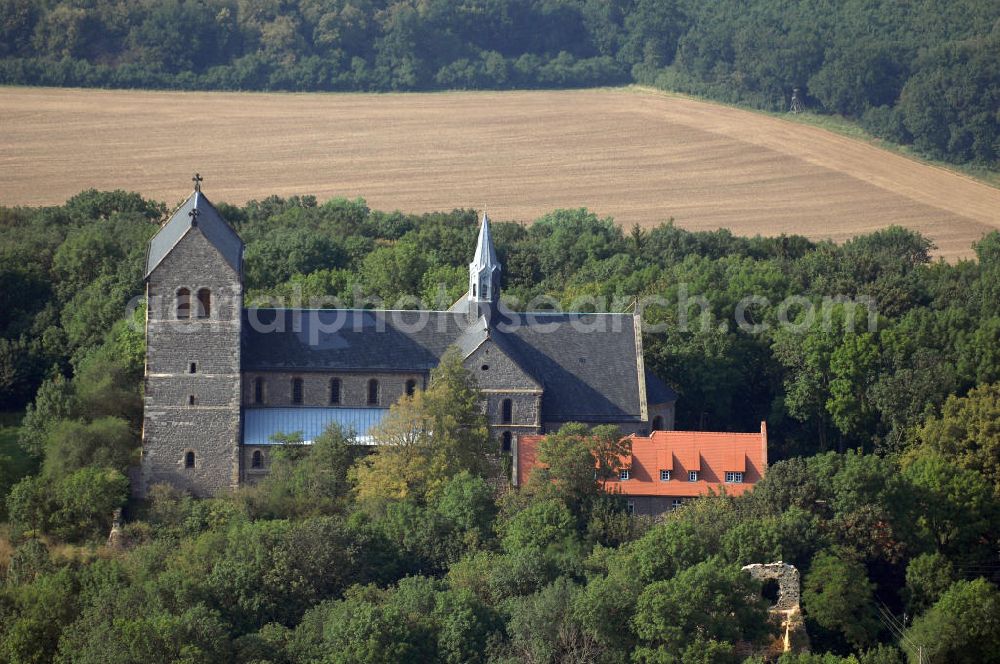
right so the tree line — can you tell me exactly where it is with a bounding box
[0,190,998,662]
[1,0,998,167]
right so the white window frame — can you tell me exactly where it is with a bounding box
[660,470,671,481]
[688,470,699,482]
[626,500,635,515]
[725,471,744,484]
[619,469,630,481]
[671,498,683,510]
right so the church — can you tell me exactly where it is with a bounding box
[138,184,677,497]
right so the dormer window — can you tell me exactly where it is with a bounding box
[619,469,630,481]
[688,471,699,482]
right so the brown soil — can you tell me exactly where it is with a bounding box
[2,86,998,258]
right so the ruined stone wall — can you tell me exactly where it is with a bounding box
[741,562,801,611]
[140,230,242,498]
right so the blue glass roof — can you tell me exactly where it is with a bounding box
[243,407,389,445]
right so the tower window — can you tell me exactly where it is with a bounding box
[196,288,211,319]
[291,378,304,404]
[405,379,416,397]
[251,450,263,469]
[189,362,197,374]
[367,379,380,405]
[176,288,191,319]
[330,378,341,404]
[472,283,476,297]
[501,431,512,453]
[254,377,264,404]
[501,398,512,424]
[188,395,195,405]
[184,451,195,468]
[652,415,664,430]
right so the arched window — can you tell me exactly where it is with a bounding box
[254,377,264,404]
[176,288,191,319]
[184,451,195,468]
[330,378,341,404]
[472,283,476,297]
[501,398,513,424]
[251,450,263,469]
[501,431,512,453]
[196,288,211,319]
[405,379,416,397]
[652,415,664,431]
[367,379,380,405]
[188,395,195,405]
[291,378,304,404]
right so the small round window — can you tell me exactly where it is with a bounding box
[481,364,489,371]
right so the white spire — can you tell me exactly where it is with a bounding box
[469,211,500,304]
[471,212,499,272]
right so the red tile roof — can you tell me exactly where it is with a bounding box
[516,422,767,499]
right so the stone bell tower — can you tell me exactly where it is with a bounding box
[138,177,244,497]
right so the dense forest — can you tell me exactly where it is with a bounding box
[1,0,999,167]
[0,190,998,662]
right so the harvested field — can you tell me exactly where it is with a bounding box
[1,85,998,259]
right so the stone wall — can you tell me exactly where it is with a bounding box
[648,401,675,431]
[243,370,426,408]
[465,340,541,391]
[626,495,691,517]
[464,339,543,441]
[242,445,271,485]
[140,229,242,498]
[741,562,801,611]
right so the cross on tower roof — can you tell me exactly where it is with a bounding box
[192,173,203,192]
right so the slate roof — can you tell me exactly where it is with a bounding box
[242,308,659,423]
[645,371,678,405]
[146,191,243,277]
